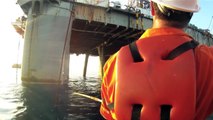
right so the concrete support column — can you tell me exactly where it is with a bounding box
[21,1,73,83]
[83,54,89,79]
[98,46,105,78]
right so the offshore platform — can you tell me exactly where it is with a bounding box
[13,0,213,83]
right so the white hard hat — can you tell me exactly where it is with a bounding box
[151,0,200,12]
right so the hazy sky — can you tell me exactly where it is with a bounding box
[0,0,24,80]
[0,0,212,71]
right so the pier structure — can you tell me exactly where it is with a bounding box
[15,0,213,83]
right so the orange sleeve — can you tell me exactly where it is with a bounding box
[210,46,213,54]
[100,53,117,120]
[194,45,213,120]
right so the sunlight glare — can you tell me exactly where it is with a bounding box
[0,1,24,84]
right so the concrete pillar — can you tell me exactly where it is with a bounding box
[21,1,73,83]
[98,46,105,77]
[83,54,89,78]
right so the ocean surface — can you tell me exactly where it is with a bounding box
[0,55,212,120]
[0,77,104,120]
[0,55,104,120]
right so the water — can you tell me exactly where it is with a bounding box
[0,76,105,120]
[0,55,104,120]
[0,75,104,120]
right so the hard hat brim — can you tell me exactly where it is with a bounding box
[151,0,200,12]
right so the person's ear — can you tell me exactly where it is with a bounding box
[150,1,155,16]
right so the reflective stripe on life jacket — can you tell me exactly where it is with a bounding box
[115,36,197,120]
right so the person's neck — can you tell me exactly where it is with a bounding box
[152,17,184,30]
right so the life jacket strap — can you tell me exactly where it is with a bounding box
[161,105,172,120]
[129,41,144,62]
[164,40,199,60]
[131,104,143,120]
[129,39,199,62]
[107,103,143,120]
[130,104,172,120]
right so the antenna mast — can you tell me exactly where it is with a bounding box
[208,16,213,30]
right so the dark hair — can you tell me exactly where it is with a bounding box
[153,2,193,28]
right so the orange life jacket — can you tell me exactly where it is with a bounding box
[115,37,198,120]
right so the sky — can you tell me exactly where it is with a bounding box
[0,0,212,77]
[0,0,24,81]
[190,0,213,31]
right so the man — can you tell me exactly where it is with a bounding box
[100,0,213,120]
